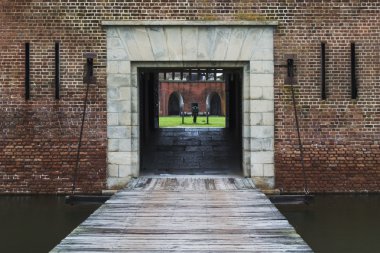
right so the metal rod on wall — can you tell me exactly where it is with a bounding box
[351,42,357,99]
[25,43,30,100]
[55,42,60,99]
[321,42,326,100]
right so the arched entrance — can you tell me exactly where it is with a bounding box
[105,22,276,189]
[168,92,181,115]
[209,93,222,116]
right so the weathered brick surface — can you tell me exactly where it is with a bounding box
[1,1,379,193]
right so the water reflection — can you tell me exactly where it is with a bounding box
[277,195,380,253]
[0,196,100,253]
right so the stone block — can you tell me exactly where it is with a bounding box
[197,26,213,60]
[262,87,274,100]
[249,112,263,126]
[251,151,274,164]
[263,164,275,177]
[119,139,132,152]
[108,139,119,152]
[211,27,232,61]
[131,27,155,60]
[165,27,183,61]
[250,100,274,113]
[119,87,131,100]
[243,100,250,113]
[131,138,139,152]
[243,112,250,126]
[108,164,119,177]
[107,100,131,113]
[107,126,130,139]
[118,112,131,125]
[147,26,169,61]
[250,61,274,74]
[226,28,247,61]
[250,73,273,87]
[118,61,131,74]
[250,126,274,139]
[107,61,118,74]
[108,38,123,49]
[250,138,274,151]
[243,138,250,151]
[107,87,119,100]
[131,113,139,126]
[108,152,132,165]
[131,126,139,138]
[108,48,129,61]
[250,87,263,99]
[251,164,264,177]
[107,113,118,126]
[262,112,274,126]
[243,126,251,139]
[107,74,130,88]
[118,165,131,177]
[251,48,274,61]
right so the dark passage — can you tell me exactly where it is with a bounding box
[141,128,241,175]
[139,68,242,175]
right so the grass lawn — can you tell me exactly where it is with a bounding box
[159,116,226,128]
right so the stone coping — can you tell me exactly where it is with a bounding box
[102,20,278,26]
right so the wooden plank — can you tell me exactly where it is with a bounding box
[51,177,312,252]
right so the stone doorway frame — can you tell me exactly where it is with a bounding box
[103,21,277,189]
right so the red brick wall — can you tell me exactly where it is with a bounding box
[1,1,379,193]
[159,82,225,116]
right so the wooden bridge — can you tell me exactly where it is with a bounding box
[51,177,312,252]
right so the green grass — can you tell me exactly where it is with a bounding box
[159,116,226,128]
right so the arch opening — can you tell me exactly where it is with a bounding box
[168,92,181,115]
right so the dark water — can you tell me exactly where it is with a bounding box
[0,196,100,253]
[277,195,380,253]
[0,195,379,253]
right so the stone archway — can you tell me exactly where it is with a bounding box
[208,92,222,116]
[104,21,276,189]
[168,92,183,116]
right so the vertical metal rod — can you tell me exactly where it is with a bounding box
[25,43,30,100]
[351,42,357,99]
[290,82,309,194]
[321,42,326,100]
[55,42,60,99]
[71,82,90,194]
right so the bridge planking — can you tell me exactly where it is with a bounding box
[52,177,312,252]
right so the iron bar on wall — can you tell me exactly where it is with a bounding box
[321,42,326,100]
[55,42,60,99]
[25,43,30,100]
[351,42,357,99]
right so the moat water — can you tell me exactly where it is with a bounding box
[0,196,100,253]
[277,194,380,253]
[0,195,379,252]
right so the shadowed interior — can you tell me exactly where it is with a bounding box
[139,68,242,175]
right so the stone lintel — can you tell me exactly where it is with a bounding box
[102,20,278,27]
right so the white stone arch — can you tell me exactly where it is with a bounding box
[168,91,184,115]
[104,21,276,189]
[206,91,222,116]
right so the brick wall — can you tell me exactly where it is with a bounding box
[160,82,225,116]
[0,0,379,193]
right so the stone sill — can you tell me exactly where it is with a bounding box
[102,20,278,27]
